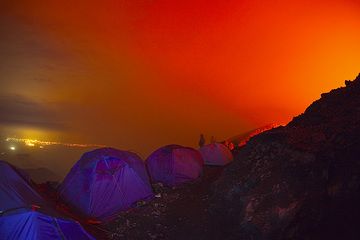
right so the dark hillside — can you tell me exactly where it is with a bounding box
[209,74,360,239]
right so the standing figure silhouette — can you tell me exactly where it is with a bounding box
[199,134,205,147]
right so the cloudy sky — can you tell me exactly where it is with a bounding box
[1,0,360,155]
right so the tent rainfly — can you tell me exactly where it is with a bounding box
[0,160,94,240]
[146,145,204,186]
[199,143,233,166]
[0,209,94,240]
[60,148,154,221]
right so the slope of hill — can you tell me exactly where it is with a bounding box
[209,73,360,239]
[226,123,282,147]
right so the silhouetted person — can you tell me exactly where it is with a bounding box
[199,134,205,147]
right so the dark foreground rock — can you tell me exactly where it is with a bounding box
[104,167,224,240]
[209,74,360,239]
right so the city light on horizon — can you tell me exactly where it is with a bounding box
[25,142,35,147]
[5,137,106,149]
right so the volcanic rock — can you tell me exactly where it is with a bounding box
[209,73,360,239]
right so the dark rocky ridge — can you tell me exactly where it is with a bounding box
[209,73,360,239]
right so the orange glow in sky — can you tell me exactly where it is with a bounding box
[0,0,359,155]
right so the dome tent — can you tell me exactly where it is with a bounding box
[199,143,233,166]
[0,160,47,214]
[59,148,153,221]
[0,160,94,240]
[0,209,94,240]
[146,145,204,186]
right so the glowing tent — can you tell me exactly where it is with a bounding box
[0,209,94,240]
[199,143,233,166]
[59,148,153,221]
[0,160,94,239]
[146,145,204,186]
[0,160,46,214]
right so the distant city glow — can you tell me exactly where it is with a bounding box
[6,138,106,148]
[25,141,35,147]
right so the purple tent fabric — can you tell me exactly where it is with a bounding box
[199,143,233,166]
[59,148,154,221]
[146,145,204,186]
[0,210,94,240]
[0,160,94,239]
[0,160,46,214]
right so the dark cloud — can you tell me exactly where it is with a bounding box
[0,94,64,129]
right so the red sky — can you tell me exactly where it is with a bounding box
[1,0,360,156]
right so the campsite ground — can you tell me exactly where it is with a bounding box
[102,166,224,240]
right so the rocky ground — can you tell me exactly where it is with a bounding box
[103,166,223,240]
[209,73,360,239]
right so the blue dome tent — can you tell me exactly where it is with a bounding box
[199,143,233,166]
[60,148,154,221]
[0,209,94,240]
[0,160,47,214]
[0,160,94,240]
[146,145,204,186]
